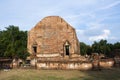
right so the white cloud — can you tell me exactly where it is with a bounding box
[89,29,110,41]
[0,0,120,45]
[86,22,101,30]
[76,29,87,42]
[100,1,120,10]
[76,30,84,34]
[109,37,117,40]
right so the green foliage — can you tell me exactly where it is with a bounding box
[80,42,92,55]
[80,39,120,57]
[80,42,87,55]
[114,42,120,49]
[0,25,29,60]
[92,40,113,57]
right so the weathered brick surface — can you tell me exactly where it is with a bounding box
[99,59,114,68]
[36,61,93,70]
[27,16,80,57]
[27,16,115,70]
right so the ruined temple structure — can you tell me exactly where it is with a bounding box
[27,16,92,70]
[28,16,80,57]
[27,16,115,70]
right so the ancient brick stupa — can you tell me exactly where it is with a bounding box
[27,16,91,70]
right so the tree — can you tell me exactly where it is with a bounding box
[0,25,29,60]
[80,42,87,55]
[0,31,6,57]
[92,41,100,53]
[80,42,92,55]
[92,40,112,57]
[114,42,120,49]
[87,46,92,55]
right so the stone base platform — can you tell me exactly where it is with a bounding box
[30,57,115,70]
[33,57,92,70]
[36,60,92,70]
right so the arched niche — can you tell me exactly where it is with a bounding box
[32,41,37,54]
[64,40,70,56]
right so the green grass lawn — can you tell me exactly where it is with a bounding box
[0,68,120,80]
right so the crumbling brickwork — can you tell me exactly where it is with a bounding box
[27,16,114,70]
[27,16,80,57]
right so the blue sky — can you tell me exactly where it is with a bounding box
[0,0,120,45]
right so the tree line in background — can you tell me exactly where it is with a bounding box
[0,26,120,59]
[80,40,120,57]
[0,25,29,60]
